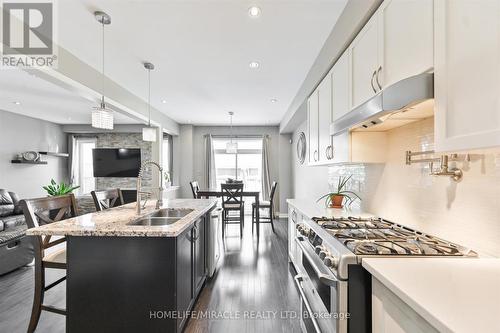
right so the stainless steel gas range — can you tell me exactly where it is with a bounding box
[291,215,477,333]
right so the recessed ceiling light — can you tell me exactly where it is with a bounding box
[13,101,21,105]
[270,98,278,103]
[248,6,261,18]
[161,99,167,104]
[249,61,260,69]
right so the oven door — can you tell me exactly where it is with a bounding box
[295,237,348,333]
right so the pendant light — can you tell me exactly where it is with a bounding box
[92,11,113,130]
[142,62,156,142]
[226,112,238,154]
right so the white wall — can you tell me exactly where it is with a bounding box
[278,132,293,215]
[178,125,194,198]
[291,118,500,257]
[0,110,68,198]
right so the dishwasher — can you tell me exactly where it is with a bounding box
[206,207,222,277]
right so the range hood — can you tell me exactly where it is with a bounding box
[330,72,434,135]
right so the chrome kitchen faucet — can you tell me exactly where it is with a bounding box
[136,160,164,214]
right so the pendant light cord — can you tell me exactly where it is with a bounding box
[101,20,105,105]
[230,113,233,143]
[148,68,151,127]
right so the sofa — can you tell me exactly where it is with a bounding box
[0,189,34,275]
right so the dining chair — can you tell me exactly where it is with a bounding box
[221,183,244,237]
[91,188,124,211]
[252,181,278,233]
[190,181,200,199]
[20,194,79,333]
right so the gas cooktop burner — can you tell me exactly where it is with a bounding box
[312,216,476,257]
[326,227,416,240]
[313,216,394,229]
[345,239,463,256]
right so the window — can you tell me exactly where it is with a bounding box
[213,137,263,211]
[162,134,173,184]
[74,138,96,195]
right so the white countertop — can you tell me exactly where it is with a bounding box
[363,258,500,333]
[286,198,371,219]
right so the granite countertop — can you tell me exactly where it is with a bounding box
[25,199,217,237]
[286,198,371,219]
[363,258,500,333]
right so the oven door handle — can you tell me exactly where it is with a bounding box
[295,237,338,286]
[294,275,323,333]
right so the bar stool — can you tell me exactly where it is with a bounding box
[91,188,124,211]
[21,194,79,333]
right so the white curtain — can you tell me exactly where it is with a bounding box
[68,134,78,185]
[261,135,271,201]
[204,134,216,189]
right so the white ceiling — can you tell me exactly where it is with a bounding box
[0,69,138,124]
[56,0,347,126]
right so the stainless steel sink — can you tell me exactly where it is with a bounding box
[129,216,182,226]
[127,208,194,226]
[150,208,194,218]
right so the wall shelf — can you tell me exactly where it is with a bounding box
[39,151,70,158]
[11,160,48,165]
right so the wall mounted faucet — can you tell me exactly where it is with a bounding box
[429,155,463,181]
[405,151,466,182]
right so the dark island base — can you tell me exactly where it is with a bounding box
[67,224,206,333]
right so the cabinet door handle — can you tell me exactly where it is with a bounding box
[314,150,318,162]
[371,70,377,93]
[329,146,335,160]
[326,146,334,160]
[376,66,382,90]
[192,226,199,241]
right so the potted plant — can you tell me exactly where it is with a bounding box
[317,175,361,209]
[43,179,80,196]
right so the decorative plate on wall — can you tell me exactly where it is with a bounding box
[296,132,306,165]
[22,151,40,162]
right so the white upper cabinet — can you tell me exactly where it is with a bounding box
[307,89,319,164]
[349,14,380,109]
[318,71,333,163]
[434,0,500,152]
[332,51,350,122]
[331,51,351,163]
[378,0,434,89]
[349,0,434,109]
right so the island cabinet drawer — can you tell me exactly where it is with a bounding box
[175,216,208,333]
[193,217,206,295]
[176,225,194,331]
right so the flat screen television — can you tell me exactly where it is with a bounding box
[93,148,141,177]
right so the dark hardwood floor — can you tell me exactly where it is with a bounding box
[0,217,300,333]
[185,217,301,333]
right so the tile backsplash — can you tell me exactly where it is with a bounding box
[327,117,500,257]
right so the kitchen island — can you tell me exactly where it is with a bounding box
[26,198,217,333]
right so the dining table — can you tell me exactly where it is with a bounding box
[196,189,261,238]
